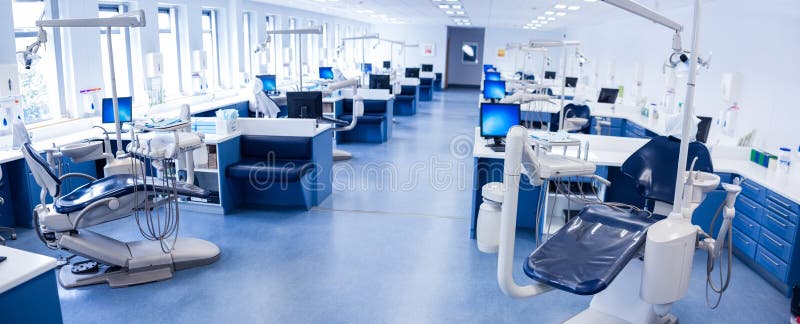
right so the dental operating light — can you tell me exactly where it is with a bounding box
[528,39,581,132]
[26,10,146,159]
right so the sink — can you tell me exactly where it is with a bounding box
[60,141,104,163]
[687,171,721,204]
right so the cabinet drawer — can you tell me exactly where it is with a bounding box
[759,230,792,262]
[733,212,760,239]
[767,201,799,224]
[767,191,799,215]
[740,179,766,202]
[732,228,757,259]
[761,210,797,243]
[735,194,763,220]
[755,249,789,281]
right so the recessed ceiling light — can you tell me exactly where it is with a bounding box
[547,17,555,21]
[556,11,567,16]
[567,5,580,10]
[446,10,454,14]
[523,26,531,29]
[554,4,567,9]
[438,4,449,9]
[452,4,462,9]
[537,16,546,20]
[539,21,548,24]
[544,11,555,15]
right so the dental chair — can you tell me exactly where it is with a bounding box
[484,127,739,323]
[562,103,591,134]
[14,120,220,288]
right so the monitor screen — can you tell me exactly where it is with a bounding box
[287,91,323,119]
[565,77,578,88]
[319,67,334,80]
[405,68,420,78]
[483,80,506,100]
[598,88,620,104]
[481,103,520,138]
[383,61,391,69]
[485,72,502,81]
[256,75,277,91]
[102,97,133,124]
[544,71,556,80]
[421,64,433,72]
[360,63,373,74]
[369,74,392,92]
[483,64,495,73]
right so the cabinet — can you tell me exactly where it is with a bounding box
[590,117,623,137]
[731,178,800,295]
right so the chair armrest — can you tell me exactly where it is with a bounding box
[71,197,119,230]
[59,173,97,182]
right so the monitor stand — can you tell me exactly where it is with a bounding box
[489,99,499,103]
[486,137,505,152]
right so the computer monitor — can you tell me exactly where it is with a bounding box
[360,63,373,74]
[405,67,420,78]
[256,74,277,92]
[383,61,391,69]
[480,103,521,152]
[287,91,323,119]
[483,80,506,101]
[483,64,495,73]
[319,67,334,80]
[369,74,392,92]
[485,72,502,81]
[421,64,433,72]
[598,88,620,104]
[102,96,133,124]
[564,77,578,88]
[696,116,713,143]
[544,71,557,80]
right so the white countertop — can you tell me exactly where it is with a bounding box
[0,246,57,294]
[472,127,800,204]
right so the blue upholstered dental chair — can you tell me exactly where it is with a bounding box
[524,136,713,295]
[562,103,591,134]
[14,120,220,288]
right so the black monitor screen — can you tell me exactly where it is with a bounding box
[102,97,133,124]
[369,74,391,92]
[483,80,506,100]
[405,68,420,78]
[319,67,334,80]
[383,61,391,69]
[257,75,277,91]
[485,72,501,81]
[544,71,556,79]
[287,91,323,119]
[481,103,520,138]
[565,77,578,88]
[598,88,620,104]
[421,64,433,72]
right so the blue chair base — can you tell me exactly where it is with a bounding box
[237,177,314,210]
[419,86,433,101]
[339,121,388,143]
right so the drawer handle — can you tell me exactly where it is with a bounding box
[762,252,782,267]
[764,234,784,247]
[771,199,794,211]
[766,215,789,228]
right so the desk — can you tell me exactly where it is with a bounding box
[0,246,62,323]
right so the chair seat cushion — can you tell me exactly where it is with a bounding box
[523,204,658,295]
[227,159,314,182]
[338,114,386,124]
[395,94,415,101]
[54,175,212,214]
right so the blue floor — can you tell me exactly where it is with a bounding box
[8,88,791,323]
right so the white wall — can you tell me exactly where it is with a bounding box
[483,27,563,77]
[562,0,800,152]
[370,24,447,76]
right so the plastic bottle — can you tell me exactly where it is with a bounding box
[779,147,792,173]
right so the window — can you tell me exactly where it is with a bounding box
[158,7,182,98]
[12,0,60,124]
[321,23,328,65]
[201,10,220,88]
[265,15,277,74]
[287,18,296,77]
[306,20,317,75]
[242,12,253,79]
[99,4,133,98]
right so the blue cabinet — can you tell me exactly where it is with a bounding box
[590,117,623,137]
[731,178,800,295]
[0,163,13,228]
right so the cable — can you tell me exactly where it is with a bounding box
[705,201,732,309]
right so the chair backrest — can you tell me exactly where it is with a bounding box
[563,104,591,133]
[22,143,61,199]
[619,136,713,204]
[241,135,313,161]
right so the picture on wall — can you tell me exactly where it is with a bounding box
[462,42,478,64]
[421,43,435,57]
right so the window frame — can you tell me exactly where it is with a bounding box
[201,9,221,88]
[157,6,183,98]
[98,3,134,98]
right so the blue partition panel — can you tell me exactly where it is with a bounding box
[0,270,63,324]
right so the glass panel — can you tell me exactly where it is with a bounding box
[159,8,181,97]
[13,0,58,123]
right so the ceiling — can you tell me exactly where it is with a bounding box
[252,0,699,30]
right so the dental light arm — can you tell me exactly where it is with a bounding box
[266,26,322,90]
[600,0,683,32]
[30,10,146,160]
[528,40,581,132]
[323,78,359,96]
